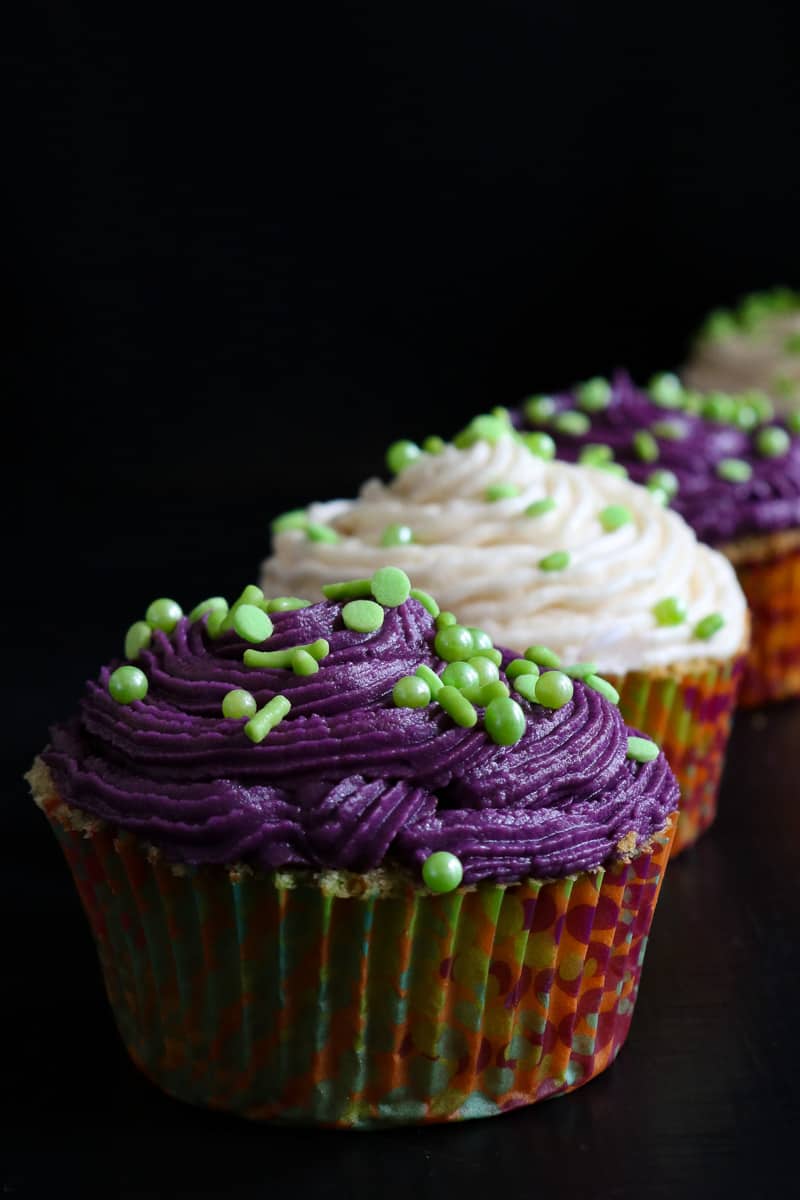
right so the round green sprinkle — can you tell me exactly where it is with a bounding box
[436,611,457,630]
[386,440,422,475]
[468,627,494,653]
[410,588,440,618]
[206,609,228,639]
[702,393,736,424]
[393,675,431,708]
[694,612,725,640]
[222,689,257,719]
[472,646,502,666]
[524,395,556,423]
[415,664,443,697]
[468,656,500,687]
[734,405,759,431]
[188,597,228,622]
[525,497,557,518]
[479,681,510,705]
[371,566,411,608]
[512,674,539,703]
[788,411,800,435]
[306,522,340,544]
[484,696,527,746]
[653,596,688,626]
[563,662,597,679]
[441,661,480,693]
[233,604,273,644]
[538,550,571,572]
[291,649,319,676]
[342,600,384,633]
[124,621,152,661]
[323,579,372,601]
[506,658,539,680]
[434,625,475,662]
[554,410,591,436]
[380,523,414,547]
[576,377,612,412]
[598,504,632,532]
[108,665,148,705]
[534,670,573,709]
[438,685,478,728]
[453,414,509,448]
[521,431,556,460]
[579,442,613,466]
[596,461,629,478]
[422,435,446,454]
[626,735,658,763]
[648,373,684,409]
[651,420,687,440]
[583,674,620,705]
[266,596,313,613]
[525,645,560,668]
[485,482,521,502]
[646,469,679,500]
[245,695,291,744]
[716,458,753,483]
[756,426,790,458]
[271,509,309,534]
[145,598,183,634]
[633,430,659,463]
[422,851,463,893]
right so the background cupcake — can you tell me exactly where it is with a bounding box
[262,434,747,855]
[28,573,677,1126]
[513,372,800,706]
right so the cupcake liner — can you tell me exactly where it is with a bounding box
[35,778,675,1129]
[608,656,745,857]
[727,537,800,707]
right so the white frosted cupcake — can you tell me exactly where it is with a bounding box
[263,427,748,855]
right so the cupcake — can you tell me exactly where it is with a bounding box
[684,287,800,413]
[513,371,800,707]
[262,434,747,856]
[29,573,677,1127]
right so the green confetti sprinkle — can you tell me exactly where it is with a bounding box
[653,596,688,626]
[371,566,411,607]
[538,549,571,572]
[626,735,658,763]
[599,504,632,532]
[342,599,385,633]
[245,695,291,743]
[232,604,273,644]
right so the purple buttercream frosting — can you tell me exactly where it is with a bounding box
[514,370,800,545]
[42,597,677,883]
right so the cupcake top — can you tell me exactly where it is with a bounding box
[40,575,677,886]
[684,287,800,412]
[262,435,747,674]
[511,371,800,546]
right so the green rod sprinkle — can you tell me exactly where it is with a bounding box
[437,685,478,728]
[245,696,291,743]
[266,596,313,612]
[538,550,571,572]
[322,579,372,601]
[583,674,620,705]
[506,658,540,680]
[525,645,561,668]
[410,588,440,618]
[290,649,319,676]
[188,596,228,622]
[525,497,556,518]
[272,510,309,533]
[415,664,443,697]
[485,482,521,501]
[694,612,725,640]
[626,735,659,763]
[563,662,598,679]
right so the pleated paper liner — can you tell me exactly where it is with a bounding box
[721,530,800,708]
[607,653,745,858]
[30,765,676,1129]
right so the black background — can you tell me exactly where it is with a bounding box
[4,3,800,1196]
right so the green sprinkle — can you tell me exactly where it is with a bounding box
[576,377,612,412]
[290,649,319,676]
[554,410,591,436]
[435,611,457,629]
[485,482,521,502]
[599,504,632,532]
[219,585,266,633]
[734,405,759,431]
[484,696,527,745]
[579,442,613,466]
[188,597,228,622]
[380,523,414,547]
[694,612,725,640]
[633,430,659,463]
[266,596,313,612]
[233,604,273,644]
[525,497,557,518]
[322,579,372,601]
[534,670,574,709]
[441,661,481,695]
[521,431,556,460]
[371,566,411,608]
[478,681,510,705]
[653,596,688,626]
[438,685,478,728]
[422,435,446,454]
[538,550,570,572]
[788,411,800,435]
[626,735,658,763]
[467,656,500,687]
[410,588,440,618]
[422,851,463,893]
[491,407,512,424]
[756,426,790,458]
[648,373,684,408]
[306,639,330,661]
[341,600,384,633]
[716,458,752,483]
[145,598,183,633]
[206,609,228,639]
[271,509,308,534]
[108,665,148,704]
[647,469,679,500]
[525,645,560,668]
[415,664,443,697]
[563,662,597,679]
[702,392,736,424]
[243,639,329,669]
[306,523,340,544]
[222,689,257,719]
[747,391,775,422]
[583,674,620,705]
[596,462,629,478]
[784,333,800,354]
[245,695,291,743]
[434,625,474,662]
[393,675,431,708]
[453,414,509,448]
[386,439,422,474]
[124,621,152,661]
[524,395,556,423]
[512,674,539,703]
[467,627,494,653]
[651,420,687,440]
[701,310,737,342]
[506,658,539,680]
[471,646,502,666]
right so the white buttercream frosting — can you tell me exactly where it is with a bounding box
[261,438,748,674]
[684,311,800,413]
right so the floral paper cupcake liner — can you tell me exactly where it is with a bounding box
[724,533,800,707]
